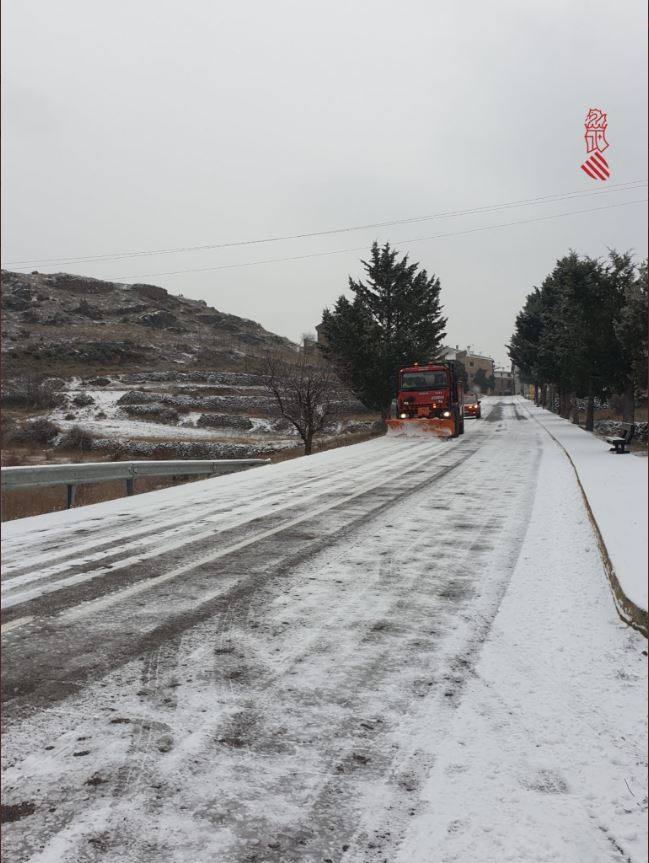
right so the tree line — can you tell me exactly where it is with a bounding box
[508,251,647,427]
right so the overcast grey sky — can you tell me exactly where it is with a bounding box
[2,0,647,366]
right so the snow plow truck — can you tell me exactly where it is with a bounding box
[386,360,465,438]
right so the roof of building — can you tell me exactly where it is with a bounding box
[440,345,494,362]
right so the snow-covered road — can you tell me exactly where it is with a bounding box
[2,398,646,863]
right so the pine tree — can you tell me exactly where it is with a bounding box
[612,255,648,423]
[320,242,447,416]
[508,288,545,402]
[550,252,623,425]
[472,367,489,393]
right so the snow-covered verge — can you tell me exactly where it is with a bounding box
[395,428,648,863]
[521,399,648,626]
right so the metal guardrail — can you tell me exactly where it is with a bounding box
[1,459,270,508]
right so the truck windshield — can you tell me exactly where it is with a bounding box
[401,371,448,390]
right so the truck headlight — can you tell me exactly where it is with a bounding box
[399,413,407,419]
[442,411,451,418]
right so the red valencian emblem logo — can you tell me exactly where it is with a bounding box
[580,108,610,180]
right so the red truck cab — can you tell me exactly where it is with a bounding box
[395,361,465,437]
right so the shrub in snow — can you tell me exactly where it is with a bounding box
[42,377,67,391]
[59,425,94,451]
[10,417,60,445]
[72,393,95,407]
[1,376,65,409]
[117,390,160,405]
[0,416,18,446]
[122,403,180,424]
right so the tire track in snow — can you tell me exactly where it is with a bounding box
[209,427,539,861]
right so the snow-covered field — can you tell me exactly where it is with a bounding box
[1,398,646,863]
[45,383,369,452]
[49,387,295,443]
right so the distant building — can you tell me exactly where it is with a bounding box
[315,322,329,347]
[438,345,495,393]
[494,366,514,395]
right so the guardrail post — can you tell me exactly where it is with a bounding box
[66,484,76,509]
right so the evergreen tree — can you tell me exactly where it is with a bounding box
[472,367,488,393]
[549,252,623,425]
[612,255,648,422]
[508,288,545,401]
[472,368,496,394]
[320,242,447,416]
[536,259,579,415]
[509,250,646,426]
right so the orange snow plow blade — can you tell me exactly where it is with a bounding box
[385,417,454,438]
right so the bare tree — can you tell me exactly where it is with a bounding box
[261,350,338,455]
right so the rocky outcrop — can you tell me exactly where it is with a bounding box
[50,273,115,295]
[132,283,171,302]
[135,310,180,329]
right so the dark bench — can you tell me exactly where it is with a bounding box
[606,423,636,454]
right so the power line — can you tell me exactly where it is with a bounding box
[110,197,647,281]
[3,179,646,270]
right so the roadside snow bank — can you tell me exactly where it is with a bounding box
[522,400,648,624]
